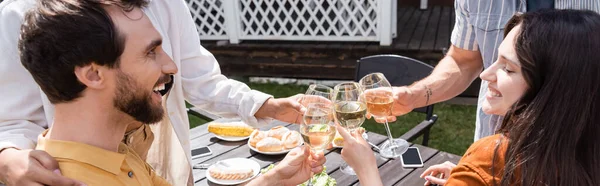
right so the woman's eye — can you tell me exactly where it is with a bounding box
[502,66,514,73]
[147,50,156,57]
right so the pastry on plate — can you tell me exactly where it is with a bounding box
[267,126,290,139]
[249,129,267,147]
[256,137,283,152]
[209,164,254,180]
[281,131,302,149]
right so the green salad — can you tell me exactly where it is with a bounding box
[261,164,336,186]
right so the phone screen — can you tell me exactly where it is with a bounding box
[191,147,211,157]
[402,147,423,165]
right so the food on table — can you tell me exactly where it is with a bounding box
[261,164,336,186]
[249,126,302,152]
[209,163,254,180]
[208,121,254,137]
[332,127,365,147]
[256,137,284,152]
[249,130,267,147]
[282,131,302,149]
[267,126,290,139]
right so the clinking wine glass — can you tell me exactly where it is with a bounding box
[299,102,336,186]
[359,73,408,158]
[300,84,334,186]
[332,82,367,175]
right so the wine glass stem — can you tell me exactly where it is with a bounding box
[383,118,397,154]
[307,149,323,186]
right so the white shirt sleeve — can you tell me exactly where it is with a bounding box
[171,0,273,127]
[0,0,47,151]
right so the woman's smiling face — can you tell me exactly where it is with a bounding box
[480,25,529,116]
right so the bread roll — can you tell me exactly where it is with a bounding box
[267,126,290,139]
[249,130,266,147]
[209,165,253,180]
[208,122,254,137]
[256,137,283,152]
[282,131,302,149]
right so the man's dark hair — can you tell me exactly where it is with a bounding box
[18,0,147,104]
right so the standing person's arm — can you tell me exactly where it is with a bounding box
[384,0,483,121]
[0,1,83,185]
[170,0,304,127]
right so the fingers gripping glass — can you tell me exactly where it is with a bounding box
[359,73,408,158]
[332,82,366,175]
[300,84,335,186]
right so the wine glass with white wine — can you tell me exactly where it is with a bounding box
[299,84,334,186]
[332,82,367,175]
[300,102,336,186]
[359,73,408,158]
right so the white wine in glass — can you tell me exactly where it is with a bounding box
[332,82,367,175]
[299,102,335,186]
[300,103,336,151]
[334,101,367,132]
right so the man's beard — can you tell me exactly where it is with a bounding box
[114,71,164,124]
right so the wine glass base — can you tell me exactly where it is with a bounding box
[379,139,409,158]
[340,163,357,175]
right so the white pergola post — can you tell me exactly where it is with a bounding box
[379,0,393,46]
[223,0,240,44]
[420,0,428,10]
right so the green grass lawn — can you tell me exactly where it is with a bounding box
[187,82,476,155]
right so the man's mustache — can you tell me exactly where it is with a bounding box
[155,75,172,86]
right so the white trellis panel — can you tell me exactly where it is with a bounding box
[185,0,229,40]
[185,0,396,45]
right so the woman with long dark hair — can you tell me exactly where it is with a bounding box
[338,9,600,186]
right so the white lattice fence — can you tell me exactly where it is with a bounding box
[185,0,228,40]
[186,0,396,45]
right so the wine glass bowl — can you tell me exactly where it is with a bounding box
[359,73,408,158]
[332,82,367,175]
[299,84,335,186]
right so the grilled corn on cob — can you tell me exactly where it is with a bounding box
[208,122,254,137]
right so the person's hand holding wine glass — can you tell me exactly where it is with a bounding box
[331,82,367,175]
[298,84,336,186]
[359,73,409,158]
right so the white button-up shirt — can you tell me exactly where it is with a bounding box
[0,0,273,185]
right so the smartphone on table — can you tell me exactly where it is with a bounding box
[401,147,424,168]
[191,146,212,159]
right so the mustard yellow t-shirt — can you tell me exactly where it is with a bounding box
[36,131,170,186]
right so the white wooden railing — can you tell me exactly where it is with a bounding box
[185,0,397,46]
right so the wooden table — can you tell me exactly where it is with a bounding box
[190,120,461,186]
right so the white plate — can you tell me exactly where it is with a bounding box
[248,140,299,155]
[214,134,250,142]
[205,158,260,185]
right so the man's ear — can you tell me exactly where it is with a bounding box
[74,63,107,89]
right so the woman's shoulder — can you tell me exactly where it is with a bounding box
[445,134,507,186]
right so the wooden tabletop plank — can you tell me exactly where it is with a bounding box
[408,8,433,50]
[191,122,461,186]
[420,6,442,51]
[354,144,439,186]
[394,148,462,186]
[326,131,392,186]
[190,123,210,140]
